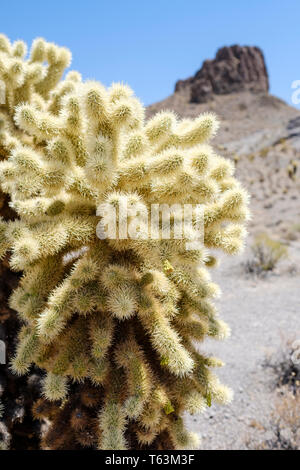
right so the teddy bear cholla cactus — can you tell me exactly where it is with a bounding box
[0,35,249,450]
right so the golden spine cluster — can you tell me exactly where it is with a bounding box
[0,35,250,449]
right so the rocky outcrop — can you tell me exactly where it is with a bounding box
[175,45,269,103]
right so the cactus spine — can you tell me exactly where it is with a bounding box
[0,34,249,449]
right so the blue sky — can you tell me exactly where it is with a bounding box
[1,0,299,106]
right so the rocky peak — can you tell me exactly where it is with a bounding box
[175,45,269,103]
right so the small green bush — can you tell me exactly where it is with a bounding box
[246,234,287,274]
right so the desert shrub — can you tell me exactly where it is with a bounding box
[264,340,300,393]
[256,388,300,450]
[246,341,300,450]
[292,223,300,233]
[253,342,300,450]
[245,234,288,275]
[278,138,287,147]
[287,160,298,181]
[286,222,300,241]
[259,147,270,158]
[238,103,247,111]
[233,153,240,164]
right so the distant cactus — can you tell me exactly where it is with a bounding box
[0,35,249,450]
[287,160,297,181]
[233,153,240,165]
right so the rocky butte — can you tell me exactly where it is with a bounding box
[175,45,269,103]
